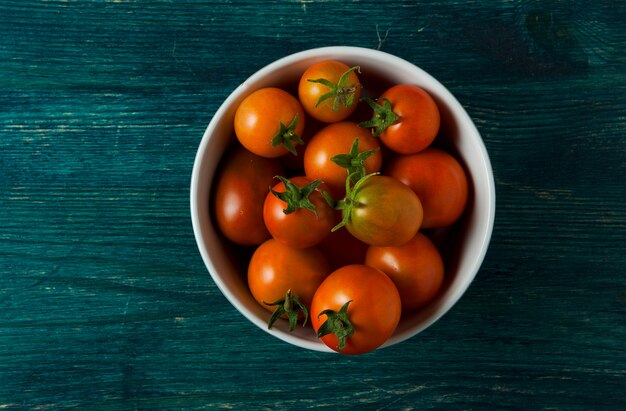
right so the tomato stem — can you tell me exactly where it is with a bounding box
[263,289,309,332]
[331,171,379,232]
[316,300,354,351]
[308,66,361,112]
[271,114,304,155]
[270,176,322,216]
[330,138,380,185]
[318,188,337,209]
[358,98,402,137]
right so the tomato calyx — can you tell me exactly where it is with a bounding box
[270,114,304,156]
[308,66,362,112]
[316,300,354,351]
[330,138,380,185]
[358,98,402,137]
[270,176,322,216]
[263,289,309,332]
[331,171,379,232]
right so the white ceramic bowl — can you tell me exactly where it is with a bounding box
[190,46,495,353]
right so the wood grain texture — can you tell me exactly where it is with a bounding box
[1,0,625,409]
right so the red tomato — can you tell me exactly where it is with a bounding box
[234,87,305,158]
[263,176,337,248]
[213,146,284,245]
[311,264,401,354]
[365,232,444,312]
[338,174,423,246]
[360,84,440,154]
[303,121,382,196]
[385,148,468,228]
[248,239,330,330]
[298,61,361,123]
[318,226,369,270]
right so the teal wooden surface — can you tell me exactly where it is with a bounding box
[1,0,625,409]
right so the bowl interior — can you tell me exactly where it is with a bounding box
[190,46,495,352]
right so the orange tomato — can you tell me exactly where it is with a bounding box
[298,61,361,123]
[248,239,330,329]
[263,176,337,248]
[366,232,444,312]
[303,121,382,196]
[386,148,468,228]
[234,87,305,158]
[311,264,401,354]
[360,84,440,154]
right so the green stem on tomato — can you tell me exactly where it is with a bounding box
[330,138,380,185]
[270,176,322,215]
[358,97,402,137]
[331,171,379,232]
[271,114,304,155]
[263,289,309,332]
[316,300,354,351]
[308,66,361,112]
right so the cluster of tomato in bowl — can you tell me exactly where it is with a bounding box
[212,60,468,355]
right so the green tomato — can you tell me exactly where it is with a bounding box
[335,174,423,246]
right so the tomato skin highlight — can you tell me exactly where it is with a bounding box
[263,176,337,248]
[234,87,305,158]
[311,264,401,355]
[366,232,444,312]
[376,84,440,154]
[248,239,330,320]
[298,61,361,123]
[214,146,285,245]
[386,148,468,228]
[303,121,382,196]
[345,175,423,246]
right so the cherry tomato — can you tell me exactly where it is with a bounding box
[298,61,361,123]
[385,148,468,228]
[318,226,369,271]
[303,121,382,196]
[360,84,440,154]
[338,174,423,246]
[263,176,337,248]
[311,264,401,354]
[248,239,330,330]
[214,146,284,245]
[365,232,444,312]
[234,87,305,158]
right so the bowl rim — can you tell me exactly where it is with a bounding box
[190,45,496,352]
